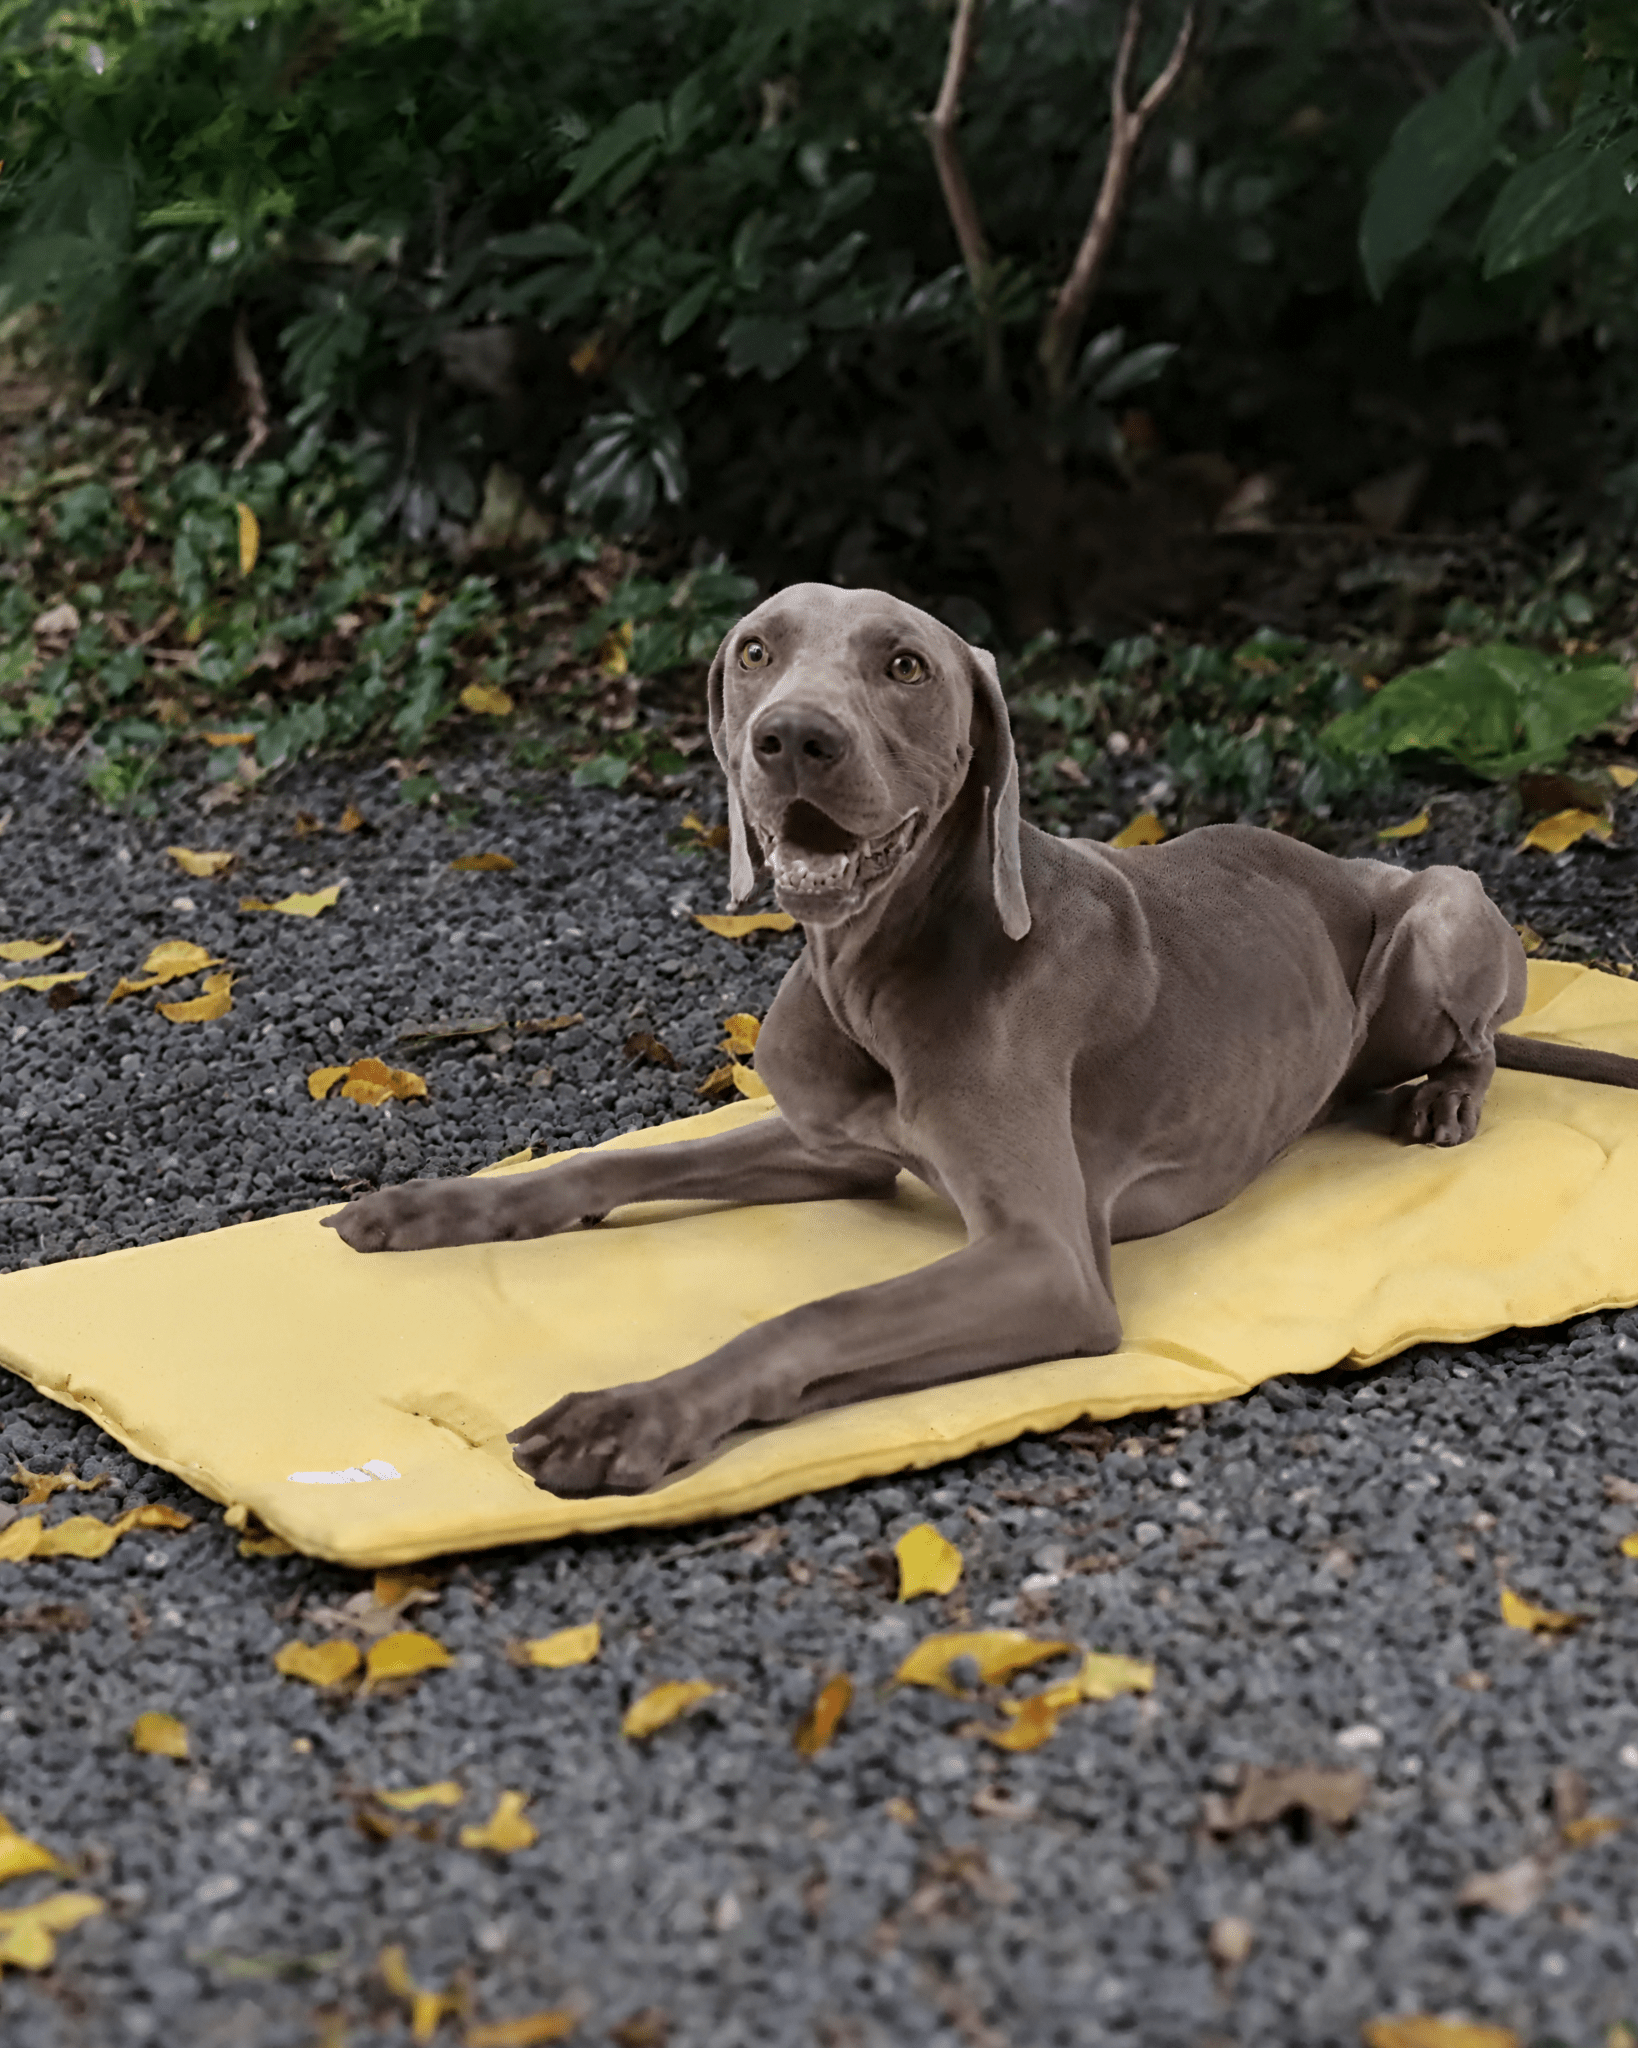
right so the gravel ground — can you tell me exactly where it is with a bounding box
[3,739,1638,2048]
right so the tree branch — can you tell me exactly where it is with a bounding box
[1038,0,1197,407]
[925,0,1004,392]
[231,307,270,470]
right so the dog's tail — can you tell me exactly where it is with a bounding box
[1495,1032,1638,1090]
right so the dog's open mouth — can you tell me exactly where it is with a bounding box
[765,800,921,909]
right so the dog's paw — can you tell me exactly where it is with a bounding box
[322,1179,503,1252]
[508,1384,698,1496]
[1393,1076,1481,1148]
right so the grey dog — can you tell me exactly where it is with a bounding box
[326,582,1638,1495]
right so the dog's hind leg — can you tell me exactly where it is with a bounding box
[1344,862,1529,1148]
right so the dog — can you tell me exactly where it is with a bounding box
[326,583,1638,1495]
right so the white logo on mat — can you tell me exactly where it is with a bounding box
[286,1458,402,1486]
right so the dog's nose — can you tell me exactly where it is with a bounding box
[749,704,850,790]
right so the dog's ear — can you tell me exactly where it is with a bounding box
[968,644,1031,941]
[707,635,760,907]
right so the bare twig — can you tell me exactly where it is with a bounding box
[924,0,1004,393]
[231,306,270,471]
[1370,0,1436,95]
[1473,0,1552,128]
[1039,0,1197,407]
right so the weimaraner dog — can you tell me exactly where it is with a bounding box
[327,582,1638,1495]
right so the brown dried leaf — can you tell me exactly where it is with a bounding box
[1361,2022,1519,2048]
[609,2009,671,2048]
[450,852,517,872]
[623,1031,678,1070]
[1202,1764,1367,1835]
[337,804,366,834]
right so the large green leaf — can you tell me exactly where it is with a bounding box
[1358,43,1552,298]
[1479,145,1635,277]
[1322,643,1633,780]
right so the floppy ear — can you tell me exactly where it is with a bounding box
[706,636,761,907]
[968,644,1031,941]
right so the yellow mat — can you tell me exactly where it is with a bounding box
[2,961,1637,1566]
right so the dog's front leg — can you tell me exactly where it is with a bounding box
[323,1114,897,1252]
[511,1129,1118,1495]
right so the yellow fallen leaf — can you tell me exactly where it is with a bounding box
[114,1503,193,1533]
[793,1674,854,1757]
[1499,1585,1583,1634]
[130,1711,189,1759]
[978,1694,1062,1751]
[0,1819,67,1885]
[1621,1531,1638,1558]
[157,969,234,1024]
[202,730,255,747]
[895,1631,1075,1697]
[106,975,160,1004]
[458,1790,537,1854]
[0,935,68,963]
[380,1944,467,2044]
[166,846,236,878]
[732,1063,770,1100]
[598,620,633,676]
[0,970,88,995]
[680,812,730,851]
[696,1064,736,1098]
[308,1057,428,1106]
[465,2012,579,2048]
[719,1012,761,1057]
[12,1463,105,1507]
[693,911,797,938]
[365,1630,454,1684]
[144,940,225,982]
[1377,810,1430,840]
[0,1518,43,1562]
[460,681,515,717]
[236,500,260,575]
[450,852,516,871]
[1362,2020,1520,2048]
[274,1639,363,1687]
[0,1892,104,1972]
[521,1621,601,1669]
[1109,811,1166,849]
[883,1795,917,1824]
[1611,763,1638,790]
[1561,1813,1623,1847]
[338,803,366,834]
[374,1781,464,1813]
[35,1515,121,1561]
[1515,922,1545,955]
[622,1679,718,1740]
[895,1523,963,1600]
[238,1534,294,1558]
[1519,807,1612,855]
[240,882,345,917]
[1068,1650,1156,1702]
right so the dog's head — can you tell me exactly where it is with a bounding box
[706,583,1028,938]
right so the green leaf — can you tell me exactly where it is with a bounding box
[487,224,592,261]
[555,102,669,211]
[571,753,632,789]
[1478,146,1635,277]
[722,316,810,381]
[1322,643,1633,780]
[1358,44,1552,298]
[659,272,717,346]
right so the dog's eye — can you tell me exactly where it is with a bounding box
[738,639,770,670]
[888,651,925,684]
